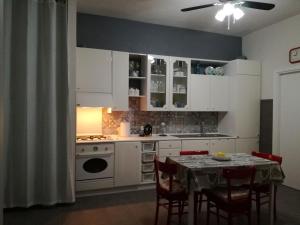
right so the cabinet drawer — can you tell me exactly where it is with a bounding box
[76,143,114,154]
[142,142,156,152]
[159,148,180,157]
[182,140,210,151]
[142,163,155,173]
[142,152,156,162]
[141,173,155,183]
[159,141,181,149]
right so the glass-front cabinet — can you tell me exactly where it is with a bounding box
[146,55,170,110]
[170,57,190,110]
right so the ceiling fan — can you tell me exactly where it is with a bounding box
[181,0,275,29]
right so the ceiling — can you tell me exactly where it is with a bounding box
[77,0,300,36]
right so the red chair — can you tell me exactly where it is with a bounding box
[251,151,282,223]
[154,156,188,225]
[203,166,256,225]
[179,150,209,225]
[180,150,209,156]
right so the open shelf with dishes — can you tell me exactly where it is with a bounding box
[129,54,147,97]
[191,59,228,76]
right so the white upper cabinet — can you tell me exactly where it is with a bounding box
[210,76,229,111]
[190,75,229,111]
[142,55,170,111]
[76,47,112,93]
[112,51,129,111]
[170,57,191,110]
[76,47,113,107]
[190,75,210,111]
[225,59,261,76]
[219,60,261,139]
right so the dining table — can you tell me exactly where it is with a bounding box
[167,153,285,225]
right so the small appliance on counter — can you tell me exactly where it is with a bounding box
[119,121,130,137]
[143,124,152,136]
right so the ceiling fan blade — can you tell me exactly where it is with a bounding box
[181,3,216,12]
[242,1,275,10]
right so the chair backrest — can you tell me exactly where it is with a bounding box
[252,151,282,165]
[154,155,177,193]
[180,150,209,156]
[222,166,256,202]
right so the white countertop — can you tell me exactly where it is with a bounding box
[76,133,237,144]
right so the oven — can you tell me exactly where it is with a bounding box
[76,143,114,191]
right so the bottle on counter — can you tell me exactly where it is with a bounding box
[139,126,145,137]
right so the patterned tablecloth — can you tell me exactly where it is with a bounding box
[168,153,285,191]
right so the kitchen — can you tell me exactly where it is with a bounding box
[1,1,300,225]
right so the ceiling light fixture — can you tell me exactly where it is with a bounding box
[215,3,244,30]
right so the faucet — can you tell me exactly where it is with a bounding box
[200,120,205,134]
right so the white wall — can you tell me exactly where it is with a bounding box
[243,13,300,99]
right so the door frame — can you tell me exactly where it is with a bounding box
[273,67,300,155]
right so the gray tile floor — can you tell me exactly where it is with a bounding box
[4,185,300,225]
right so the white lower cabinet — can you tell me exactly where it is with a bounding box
[181,140,210,151]
[235,138,259,154]
[115,142,141,187]
[210,139,236,154]
[158,140,181,161]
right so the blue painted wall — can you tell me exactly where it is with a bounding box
[77,13,242,61]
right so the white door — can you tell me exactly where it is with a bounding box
[112,51,129,111]
[76,47,112,93]
[234,76,260,138]
[235,138,259,154]
[210,76,229,111]
[279,72,300,190]
[190,75,210,111]
[115,142,141,187]
[210,139,235,154]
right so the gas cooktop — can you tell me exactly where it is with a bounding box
[76,135,112,142]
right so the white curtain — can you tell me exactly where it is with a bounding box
[0,0,5,221]
[4,0,76,207]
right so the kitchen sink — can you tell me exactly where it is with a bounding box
[171,134,230,138]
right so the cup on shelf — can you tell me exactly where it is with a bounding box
[132,70,139,77]
[129,88,135,96]
[134,88,140,96]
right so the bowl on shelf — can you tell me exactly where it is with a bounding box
[205,66,215,75]
[215,67,224,76]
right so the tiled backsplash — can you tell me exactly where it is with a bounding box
[102,98,218,135]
